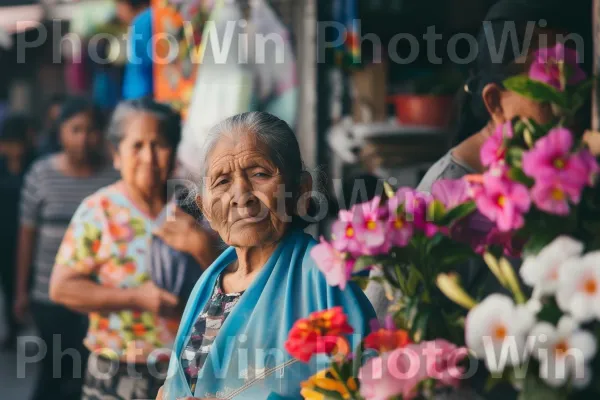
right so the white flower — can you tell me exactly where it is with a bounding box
[465,294,536,373]
[530,316,597,388]
[556,251,600,322]
[520,236,584,296]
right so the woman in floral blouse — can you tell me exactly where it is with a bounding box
[49,98,217,400]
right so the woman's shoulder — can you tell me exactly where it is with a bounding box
[77,183,123,210]
[416,151,475,192]
[25,154,57,179]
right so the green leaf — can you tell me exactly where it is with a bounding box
[428,200,447,224]
[405,265,424,296]
[353,256,378,273]
[503,75,567,108]
[411,308,431,342]
[437,201,477,226]
[507,167,534,186]
[518,373,569,400]
[523,232,559,257]
[506,147,525,168]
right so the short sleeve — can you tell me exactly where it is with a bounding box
[54,196,108,276]
[20,162,43,227]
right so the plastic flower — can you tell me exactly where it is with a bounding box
[530,316,597,388]
[386,189,414,247]
[354,196,390,255]
[472,175,531,232]
[520,236,584,297]
[465,294,536,372]
[529,43,586,91]
[331,209,363,257]
[481,122,514,167]
[301,368,358,400]
[359,345,426,400]
[310,237,353,290]
[556,252,600,322]
[522,127,590,189]
[285,307,353,363]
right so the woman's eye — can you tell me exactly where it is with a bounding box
[253,172,269,178]
[216,178,229,186]
[133,142,143,151]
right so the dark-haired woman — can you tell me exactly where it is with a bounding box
[49,98,203,400]
[14,97,119,400]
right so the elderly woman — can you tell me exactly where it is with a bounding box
[160,112,375,400]
[49,98,218,400]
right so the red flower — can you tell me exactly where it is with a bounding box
[364,328,411,353]
[285,307,353,363]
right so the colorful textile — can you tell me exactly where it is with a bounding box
[162,229,376,399]
[122,8,154,99]
[181,274,243,393]
[55,183,178,362]
[332,0,361,67]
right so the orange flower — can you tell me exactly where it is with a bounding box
[91,239,101,253]
[285,307,353,363]
[123,262,137,275]
[364,328,411,353]
[98,319,110,330]
[132,323,147,337]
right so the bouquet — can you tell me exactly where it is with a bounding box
[285,43,600,399]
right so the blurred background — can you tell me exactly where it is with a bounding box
[0,0,596,398]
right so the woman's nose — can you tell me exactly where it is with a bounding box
[230,177,256,207]
[140,145,157,165]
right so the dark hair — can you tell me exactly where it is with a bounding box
[453,0,592,145]
[107,97,182,149]
[0,114,31,143]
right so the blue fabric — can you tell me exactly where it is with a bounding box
[162,229,375,399]
[123,9,154,99]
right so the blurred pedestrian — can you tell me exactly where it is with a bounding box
[117,0,154,100]
[14,97,119,400]
[49,98,217,400]
[37,94,66,156]
[0,114,35,350]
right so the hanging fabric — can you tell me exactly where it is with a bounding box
[178,0,298,174]
[332,0,361,68]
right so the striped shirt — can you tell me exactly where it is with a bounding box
[20,155,119,302]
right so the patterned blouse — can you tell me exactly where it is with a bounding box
[54,183,179,363]
[181,274,243,393]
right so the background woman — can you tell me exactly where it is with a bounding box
[14,97,118,400]
[49,98,217,400]
[160,112,375,400]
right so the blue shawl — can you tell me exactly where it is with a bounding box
[162,229,375,399]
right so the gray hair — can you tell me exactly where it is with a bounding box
[197,111,325,228]
[107,98,181,149]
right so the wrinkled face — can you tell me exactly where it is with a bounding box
[60,111,103,164]
[199,132,290,248]
[113,112,174,197]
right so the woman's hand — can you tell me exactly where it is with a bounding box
[154,207,220,267]
[584,130,600,156]
[132,281,180,317]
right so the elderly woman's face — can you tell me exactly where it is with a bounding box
[200,133,289,247]
[113,112,174,196]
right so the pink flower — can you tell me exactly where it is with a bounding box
[359,346,426,400]
[473,175,531,232]
[420,340,468,389]
[481,122,514,167]
[431,179,470,209]
[331,210,363,256]
[531,180,582,216]
[387,190,414,247]
[354,196,390,255]
[522,127,590,189]
[310,237,352,290]
[397,188,447,238]
[529,43,586,91]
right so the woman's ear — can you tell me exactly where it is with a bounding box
[482,83,506,125]
[295,172,313,217]
[195,193,211,225]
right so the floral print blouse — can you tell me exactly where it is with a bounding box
[55,183,179,363]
